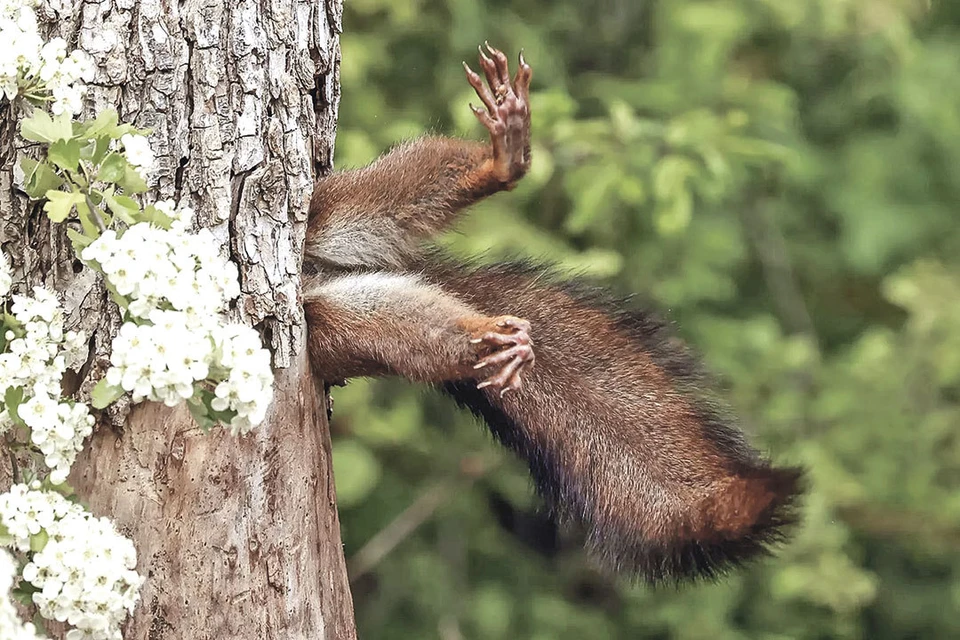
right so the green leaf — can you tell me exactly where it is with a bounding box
[3,313,22,338]
[77,109,143,141]
[331,440,382,508]
[42,190,85,223]
[76,200,108,237]
[32,613,47,636]
[102,191,141,224]
[140,204,174,230]
[67,228,95,253]
[47,139,82,172]
[197,388,237,426]
[120,165,149,194]
[187,394,216,431]
[19,155,38,179]
[90,135,112,165]
[102,279,129,310]
[91,378,124,409]
[565,164,619,234]
[652,155,696,200]
[19,157,63,199]
[12,584,37,606]
[78,109,120,138]
[29,529,49,553]
[41,474,76,493]
[0,521,13,547]
[20,110,74,143]
[654,189,693,236]
[4,386,25,427]
[97,152,127,183]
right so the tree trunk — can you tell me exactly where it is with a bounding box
[0,0,356,638]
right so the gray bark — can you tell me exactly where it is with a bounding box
[0,0,356,637]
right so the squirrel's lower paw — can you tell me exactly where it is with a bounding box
[468,316,535,395]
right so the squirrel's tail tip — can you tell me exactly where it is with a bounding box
[730,462,806,541]
[587,463,805,585]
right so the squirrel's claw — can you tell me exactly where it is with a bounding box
[464,62,499,114]
[470,315,534,395]
[514,50,532,95]
[483,42,511,84]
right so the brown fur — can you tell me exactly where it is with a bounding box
[425,259,802,580]
[302,46,802,582]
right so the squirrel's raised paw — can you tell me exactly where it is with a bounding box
[462,44,532,185]
[467,315,535,396]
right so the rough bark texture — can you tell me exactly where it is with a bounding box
[0,0,355,637]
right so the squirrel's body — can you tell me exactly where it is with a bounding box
[303,45,802,582]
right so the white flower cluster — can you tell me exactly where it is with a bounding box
[0,486,143,640]
[106,311,212,406]
[21,393,94,485]
[82,215,239,322]
[0,0,94,115]
[0,286,91,484]
[0,549,46,640]
[119,134,155,176]
[211,323,274,434]
[82,215,273,434]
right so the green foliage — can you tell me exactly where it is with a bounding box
[331,0,960,637]
[186,388,241,433]
[19,110,74,144]
[18,108,150,250]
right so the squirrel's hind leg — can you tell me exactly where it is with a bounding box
[304,271,533,391]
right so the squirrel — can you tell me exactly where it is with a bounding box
[302,44,803,583]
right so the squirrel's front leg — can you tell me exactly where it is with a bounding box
[305,45,533,271]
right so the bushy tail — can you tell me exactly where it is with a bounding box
[431,259,804,582]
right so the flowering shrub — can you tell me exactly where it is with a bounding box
[0,0,277,635]
[0,486,143,640]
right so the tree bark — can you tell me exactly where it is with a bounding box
[0,0,356,638]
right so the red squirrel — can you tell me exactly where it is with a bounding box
[303,44,803,583]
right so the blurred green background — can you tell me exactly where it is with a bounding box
[327,0,960,637]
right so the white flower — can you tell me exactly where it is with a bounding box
[50,82,83,116]
[20,391,58,432]
[61,330,88,369]
[85,220,274,434]
[0,487,143,639]
[0,3,92,115]
[107,313,213,406]
[119,134,154,174]
[0,282,92,481]
[0,485,66,551]
[0,548,46,639]
[83,221,242,320]
[81,216,274,435]
[210,323,274,435]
